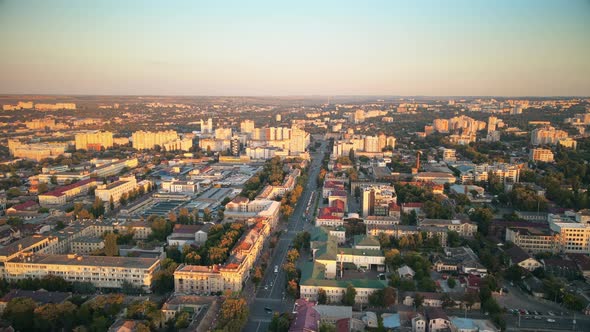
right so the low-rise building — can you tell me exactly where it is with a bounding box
[0,290,72,314]
[174,222,269,294]
[504,245,543,271]
[161,295,217,322]
[505,226,557,253]
[4,254,160,291]
[366,224,448,247]
[419,218,478,237]
[167,223,212,249]
[39,178,101,207]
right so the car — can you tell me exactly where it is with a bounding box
[548,311,555,316]
[264,285,268,290]
[547,319,556,323]
[265,307,273,313]
[274,265,279,273]
[534,316,541,320]
[270,282,273,287]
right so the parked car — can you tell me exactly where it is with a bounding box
[547,319,556,323]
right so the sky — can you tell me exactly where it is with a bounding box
[0,0,589,96]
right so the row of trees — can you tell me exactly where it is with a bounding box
[214,297,249,332]
[2,293,124,332]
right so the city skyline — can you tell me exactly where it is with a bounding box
[1,0,589,96]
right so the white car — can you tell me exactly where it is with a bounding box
[547,319,556,323]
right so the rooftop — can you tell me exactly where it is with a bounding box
[10,254,159,269]
[300,261,388,289]
[0,289,71,305]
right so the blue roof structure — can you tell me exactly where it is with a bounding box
[382,313,401,329]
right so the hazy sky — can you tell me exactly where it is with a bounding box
[1,0,589,96]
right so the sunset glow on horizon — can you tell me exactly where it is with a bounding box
[1,0,589,96]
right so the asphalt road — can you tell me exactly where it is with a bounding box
[243,140,326,332]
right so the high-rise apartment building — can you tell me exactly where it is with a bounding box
[132,130,179,150]
[240,120,255,134]
[289,125,309,154]
[75,131,113,151]
[531,126,568,146]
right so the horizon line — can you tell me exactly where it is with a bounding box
[1,93,589,99]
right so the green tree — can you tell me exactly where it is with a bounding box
[37,183,49,194]
[109,196,114,211]
[414,293,424,309]
[269,313,291,332]
[470,207,494,235]
[2,297,37,331]
[447,277,456,289]
[343,284,356,306]
[286,249,300,263]
[90,197,105,218]
[216,297,249,332]
[104,232,119,256]
[6,188,22,198]
[318,288,328,304]
[175,311,190,329]
[441,293,455,309]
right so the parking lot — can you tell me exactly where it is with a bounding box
[495,282,566,316]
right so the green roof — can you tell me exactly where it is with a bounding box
[310,227,328,242]
[340,247,384,257]
[315,235,338,261]
[353,234,381,248]
[300,261,388,289]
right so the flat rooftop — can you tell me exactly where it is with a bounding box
[10,254,159,269]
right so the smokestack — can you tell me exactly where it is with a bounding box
[415,151,421,171]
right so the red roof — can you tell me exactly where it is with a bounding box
[403,202,423,208]
[389,202,401,211]
[41,178,99,197]
[466,275,482,288]
[11,200,38,211]
[317,215,342,220]
[230,196,249,204]
[331,200,345,210]
[330,190,348,197]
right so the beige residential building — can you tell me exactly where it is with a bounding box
[4,254,159,291]
[131,130,192,151]
[505,227,557,253]
[550,222,590,254]
[419,219,478,237]
[531,126,568,145]
[8,139,68,162]
[558,137,577,150]
[75,131,113,151]
[530,148,554,162]
[35,103,76,111]
[95,176,150,207]
[174,222,269,294]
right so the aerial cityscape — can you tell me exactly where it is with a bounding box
[1,1,590,332]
